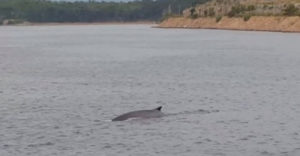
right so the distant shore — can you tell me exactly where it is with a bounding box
[159,16,300,33]
[0,21,156,26]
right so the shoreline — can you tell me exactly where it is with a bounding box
[158,16,300,33]
[0,21,157,26]
[155,26,300,33]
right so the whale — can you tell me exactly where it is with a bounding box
[112,106,164,121]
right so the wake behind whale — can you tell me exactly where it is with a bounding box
[112,106,164,121]
[111,106,219,121]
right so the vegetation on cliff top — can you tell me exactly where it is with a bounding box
[185,0,300,20]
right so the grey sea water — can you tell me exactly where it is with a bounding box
[0,25,300,156]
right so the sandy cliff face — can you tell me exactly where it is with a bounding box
[166,0,300,32]
[159,16,300,32]
[183,0,300,17]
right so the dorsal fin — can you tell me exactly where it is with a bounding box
[154,106,162,111]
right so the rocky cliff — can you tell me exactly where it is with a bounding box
[159,0,300,32]
[160,16,300,32]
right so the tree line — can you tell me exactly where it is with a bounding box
[0,0,209,23]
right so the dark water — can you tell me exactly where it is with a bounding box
[0,25,300,156]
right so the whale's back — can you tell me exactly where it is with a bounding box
[112,106,163,121]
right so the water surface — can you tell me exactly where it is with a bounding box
[0,25,300,156]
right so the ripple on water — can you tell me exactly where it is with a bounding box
[1,25,300,156]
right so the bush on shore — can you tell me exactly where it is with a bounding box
[215,15,222,22]
[283,4,299,16]
[243,14,251,21]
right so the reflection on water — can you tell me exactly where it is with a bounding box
[0,25,300,156]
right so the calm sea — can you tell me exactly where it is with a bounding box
[0,25,300,156]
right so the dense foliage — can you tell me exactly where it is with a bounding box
[0,0,209,23]
[227,4,256,17]
[283,4,299,16]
